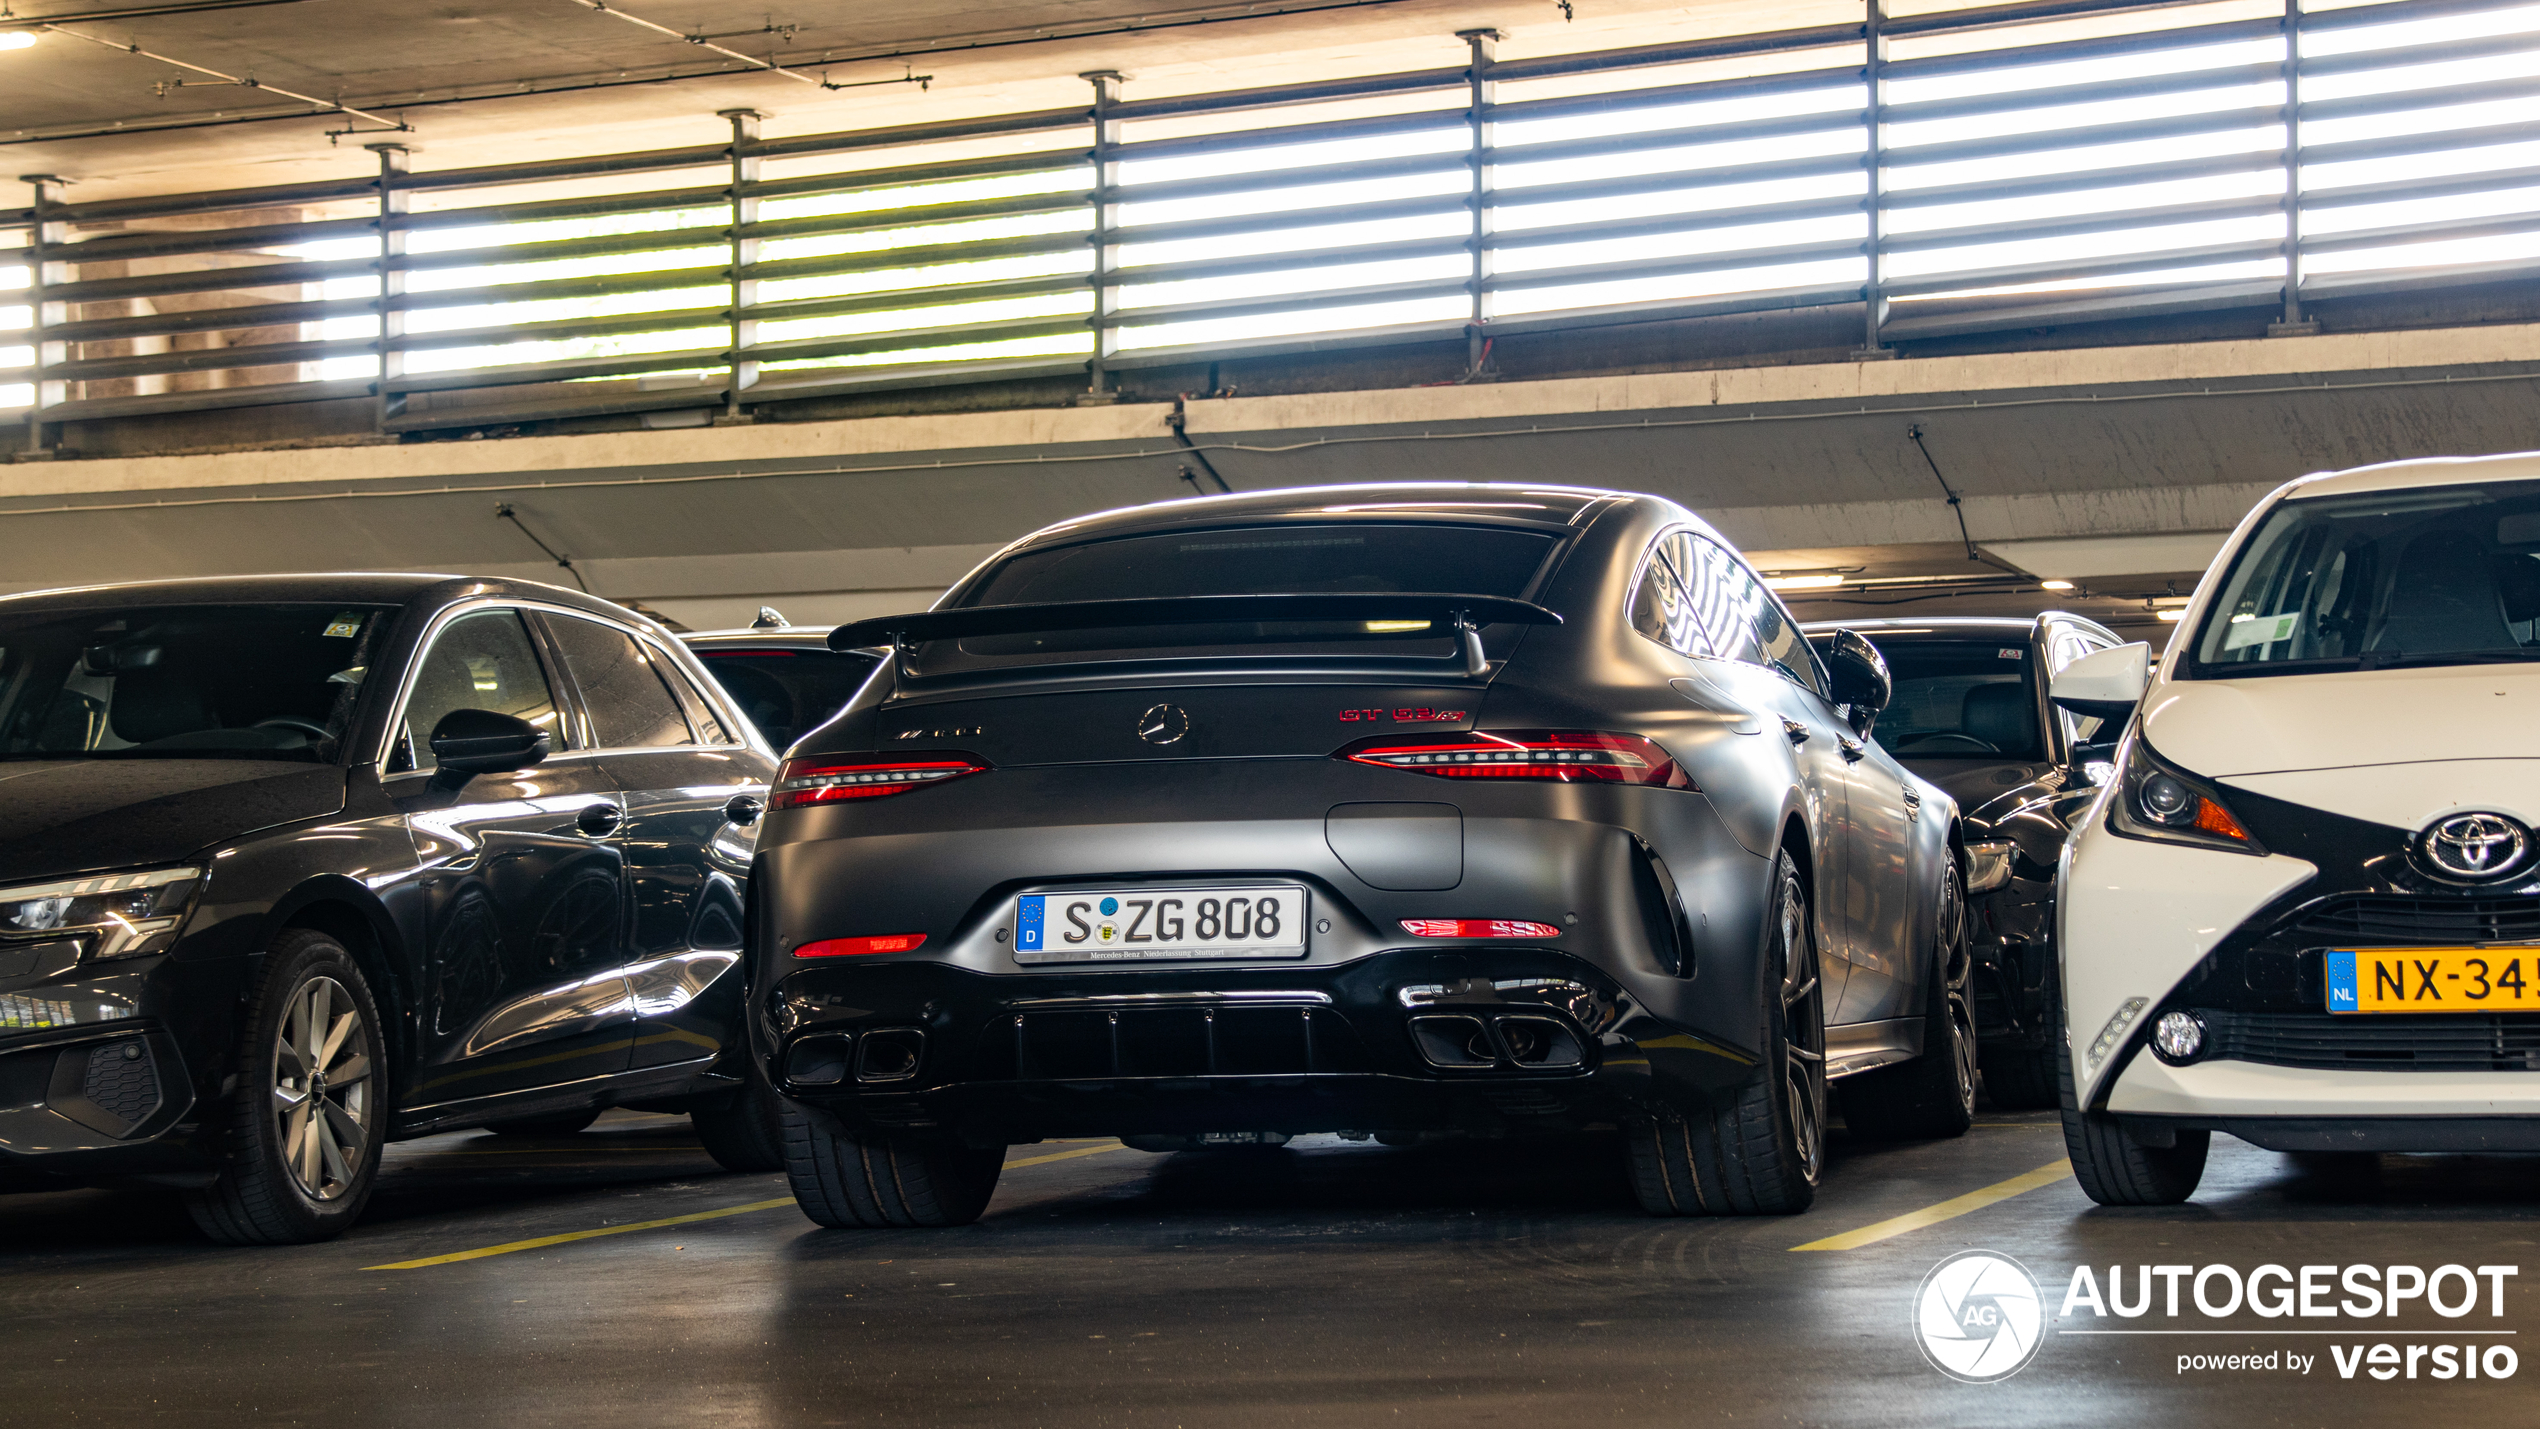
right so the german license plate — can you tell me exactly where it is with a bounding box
[1013,887,1309,964]
[2325,947,2540,1013]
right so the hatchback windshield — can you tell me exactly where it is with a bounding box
[2191,480,2540,676]
[0,603,394,761]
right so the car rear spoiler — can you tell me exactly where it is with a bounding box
[830,593,1562,678]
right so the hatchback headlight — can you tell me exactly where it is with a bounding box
[2107,734,2264,857]
[0,867,203,961]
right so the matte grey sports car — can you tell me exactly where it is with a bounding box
[750,485,1973,1225]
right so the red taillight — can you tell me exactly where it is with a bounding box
[1400,919,1560,939]
[773,754,988,809]
[796,933,927,957]
[1340,730,1693,788]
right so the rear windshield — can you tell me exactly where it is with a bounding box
[695,648,879,749]
[2191,479,2540,677]
[1857,638,2043,761]
[0,603,395,762]
[928,523,1563,672]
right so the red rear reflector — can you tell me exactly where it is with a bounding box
[1400,919,1560,939]
[1340,730,1692,789]
[774,754,987,808]
[796,933,928,957]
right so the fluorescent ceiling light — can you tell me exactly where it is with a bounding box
[2156,609,2188,622]
[0,32,37,50]
[2039,579,2075,591]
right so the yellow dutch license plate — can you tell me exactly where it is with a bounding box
[2325,947,2540,1013]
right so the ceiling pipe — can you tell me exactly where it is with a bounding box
[0,0,301,24]
[36,18,410,139]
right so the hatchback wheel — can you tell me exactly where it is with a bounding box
[1627,849,1824,1215]
[186,930,386,1245]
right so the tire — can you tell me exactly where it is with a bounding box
[482,1108,603,1137]
[1841,858,1976,1141]
[781,1101,1003,1228]
[691,1070,786,1173]
[184,929,388,1245]
[2059,1036,2207,1206]
[1626,848,1825,1216]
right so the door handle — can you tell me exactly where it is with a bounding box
[723,794,765,827]
[1839,737,1866,762]
[1781,718,1810,745]
[576,803,623,837]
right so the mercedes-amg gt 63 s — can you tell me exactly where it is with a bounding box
[751,486,1975,1226]
[0,575,781,1244]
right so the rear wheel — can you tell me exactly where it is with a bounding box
[1626,849,1824,1216]
[2059,1038,2206,1205]
[185,930,386,1245]
[1842,860,1976,1140]
[691,1069,787,1174]
[482,1108,602,1137]
[781,1102,1003,1228]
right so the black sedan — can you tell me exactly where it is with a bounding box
[683,614,884,751]
[751,485,1973,1225]
[0,575,780,1243]
[1803,614,2123,1107]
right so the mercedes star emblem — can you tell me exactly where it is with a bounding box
[1136,703,1189,746]
[2418,811,2531,882]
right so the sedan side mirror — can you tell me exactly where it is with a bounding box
[1824,629,1892,732]
[429,708,551,783]
[2049,642,2151,725]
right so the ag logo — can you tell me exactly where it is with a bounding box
[1913,1250,2044,1383]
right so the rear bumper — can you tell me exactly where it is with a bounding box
[766,948,1764,1145]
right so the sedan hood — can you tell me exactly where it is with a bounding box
[0,760,347,884]
[2143,664,2540,777]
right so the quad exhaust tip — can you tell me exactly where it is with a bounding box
[1407,1013,1585,1070]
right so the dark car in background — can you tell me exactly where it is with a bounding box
[683,611,884,752]
[0,575,780,1244]
[751,484,1976,1228]
[1803,614,2123,1106]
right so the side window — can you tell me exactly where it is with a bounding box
[1685,535,1827,697]
[654,648,735,745]
[545,615,695,750]
[391,609,569,774]
[1628,533,1714,657]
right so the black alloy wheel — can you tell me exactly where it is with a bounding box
[1842,858,1977,1140]
[1627,848,1825,1215]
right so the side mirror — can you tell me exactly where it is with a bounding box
[429,708,550,782]
[1825,629,1892,731]
[2049,643,2152,725]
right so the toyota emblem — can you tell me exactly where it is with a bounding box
[2417,811,2532,882]
[1136,703,1189,746]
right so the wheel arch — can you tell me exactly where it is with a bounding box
[266,877,410,1091]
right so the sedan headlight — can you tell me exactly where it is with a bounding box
[0,867,203,961]
[2106,733,2264,857]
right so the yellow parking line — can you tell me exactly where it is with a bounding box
[367,1198,796,1269]
[368,1142,1141,1269]
[1788,1158,2072,1252]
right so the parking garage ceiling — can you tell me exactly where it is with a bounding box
[0,0,1844,197]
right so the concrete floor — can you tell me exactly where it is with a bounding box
[3,1099,2532,1428]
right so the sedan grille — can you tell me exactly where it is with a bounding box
[2199,1008,2540,1072]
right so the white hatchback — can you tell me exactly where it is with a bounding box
[2053,450,2540,1204]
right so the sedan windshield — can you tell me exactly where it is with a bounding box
[0,603,394,761]
[1863,639,2043,760]
[2190,480,2540,677]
